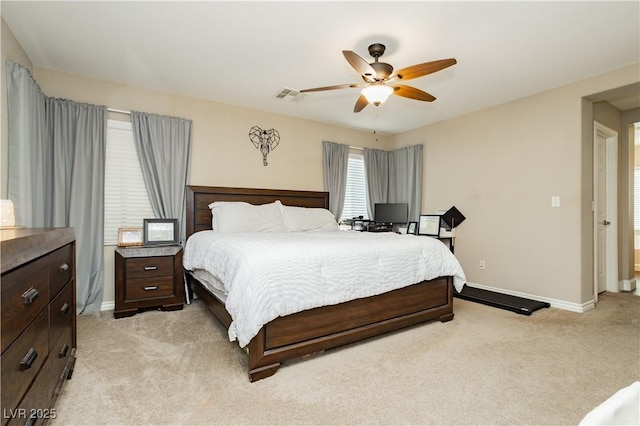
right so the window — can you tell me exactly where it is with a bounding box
[104,120,155,245]
[340,151,369,222]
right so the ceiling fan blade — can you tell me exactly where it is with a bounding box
[390,58,457,81]
[300,83,361,93]
[354,94,369,113]
[391,84,436,102]
[343,50,377,79]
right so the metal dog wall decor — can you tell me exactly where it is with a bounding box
[249,126,280,166]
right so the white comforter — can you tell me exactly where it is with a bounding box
[183,231,466,347]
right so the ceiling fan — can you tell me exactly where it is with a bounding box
[300,43,457,113]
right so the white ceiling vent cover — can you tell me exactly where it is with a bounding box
[274,88,303,101]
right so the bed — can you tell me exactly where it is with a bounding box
[184,185,465,381]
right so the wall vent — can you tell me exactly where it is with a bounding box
[274,87,303,101]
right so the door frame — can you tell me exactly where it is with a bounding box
[593,121,619,302]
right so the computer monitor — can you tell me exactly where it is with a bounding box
[374,203,408,225]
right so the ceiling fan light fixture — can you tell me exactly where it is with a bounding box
[361,84,394,106]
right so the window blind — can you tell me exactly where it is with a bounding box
[104,120,155,245]
[340,152,369,222]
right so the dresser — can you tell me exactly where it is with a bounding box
[114,245,184,318]
[1,228,76,426]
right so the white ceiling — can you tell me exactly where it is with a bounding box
[2,1,639,135]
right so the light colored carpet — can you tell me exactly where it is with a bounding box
[50,292,639,425]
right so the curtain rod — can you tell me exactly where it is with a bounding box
[349,145,364,151]
[107,108,131,115]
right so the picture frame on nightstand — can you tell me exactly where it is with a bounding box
[418,215,440,237]
[117,227,143,247]
[143,218,178,245]
[407,221,418,235]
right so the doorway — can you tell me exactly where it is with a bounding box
[593,121,618,302]
[632,123,640,294]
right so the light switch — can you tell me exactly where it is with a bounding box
[551,196,560,208]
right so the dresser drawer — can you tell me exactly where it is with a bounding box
[49,283,73,352]
[48,244,73,299]
[1,257,49,354]
[6,356,58,426]
[126,256,174,279]
[125,276,174,300]
[49,326,74,394]
[1,309,49,415]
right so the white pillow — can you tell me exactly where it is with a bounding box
[209,201,287,233]
[279,204,338,232]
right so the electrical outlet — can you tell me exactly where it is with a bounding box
[479,260,486,270]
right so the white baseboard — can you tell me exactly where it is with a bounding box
[463,282,594,313]
[101,300,115,311]
[620,278,636,292]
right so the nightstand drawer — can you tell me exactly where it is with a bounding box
[1,309,49,414]
[125,256,174,279]
[49,243,74,298]
[114,245,183,318]
[125,276,174,300]
[1,256,49,354]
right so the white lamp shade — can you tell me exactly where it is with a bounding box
[361,85,394,106]
[0,199,15,227]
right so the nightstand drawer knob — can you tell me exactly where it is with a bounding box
[22,287,39,304]
[144,286,158,291]
[59,262,70,271]
[59,343,70,358]
[144,266,158,271]
[21,348,38,370]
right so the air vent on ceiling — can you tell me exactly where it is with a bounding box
[274,87,303,101]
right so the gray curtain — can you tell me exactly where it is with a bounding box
[364,144,423,221]
[7,61,107,314]
[6,62,48,226]
[389,145,423,221]
[131,112,192,244]
[322,140,349,219]
[363,148,389,219]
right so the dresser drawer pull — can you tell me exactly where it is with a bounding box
[60,302,70,315]
[143,286,158,291]
[22,287,39,304]
[59,262,70,272]
[20,348,38,370]
[143,266,158,271]
[59,343,70,358]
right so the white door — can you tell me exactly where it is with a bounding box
[593,121,618,301]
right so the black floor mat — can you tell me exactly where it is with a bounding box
[454,286,550,316]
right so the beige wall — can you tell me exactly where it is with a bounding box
[30,67,392,306]
[393,64,639,306]
[3,19,639,309]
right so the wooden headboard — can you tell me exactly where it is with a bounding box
[186,185,330,237]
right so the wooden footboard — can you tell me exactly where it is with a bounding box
[187,272,454,381]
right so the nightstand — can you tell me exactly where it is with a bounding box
[114,245,184,318]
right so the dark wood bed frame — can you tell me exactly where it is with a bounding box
[185,185,455,381]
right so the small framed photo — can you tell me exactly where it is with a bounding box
[418,215,441,237]
[117,228,143,247]
[143,218,178,246]
[407,221,418,235]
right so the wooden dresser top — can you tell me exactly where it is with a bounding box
[1,228,75,274]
